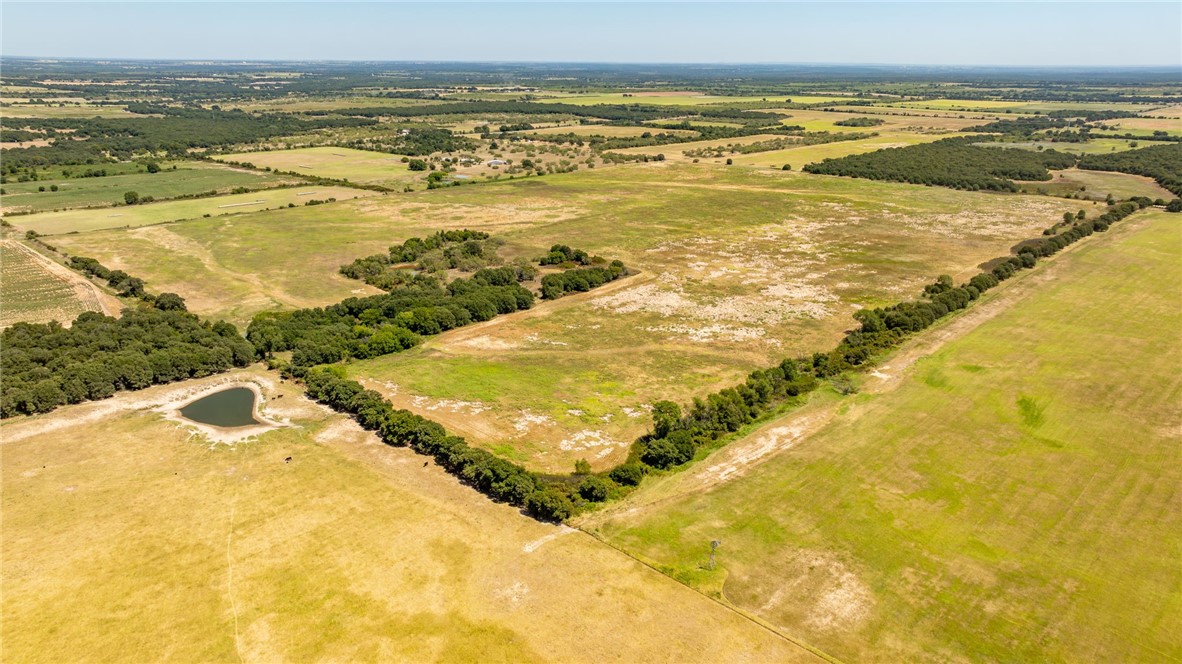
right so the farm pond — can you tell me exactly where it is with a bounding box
[178,387,260,428]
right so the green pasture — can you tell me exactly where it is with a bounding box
[1,163,293,213]
[589,210,1182,662]
[214,146,418,188]
[9,185,375,235]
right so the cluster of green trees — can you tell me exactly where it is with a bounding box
[1,309,253,418]
[390,229,491,262]
[273,237,633,367]
[68,255,151,300]
[1078,143,1182,197]
[247,274,534,366]
[539,243,593,266]
[540,262,628,299]
[338,128,476,156]
[298,367,579,521]
[834,117,885,127]
[803,137,1077,191]
[340,230,502,289]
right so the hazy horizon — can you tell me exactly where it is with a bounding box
[3,2,1180,67]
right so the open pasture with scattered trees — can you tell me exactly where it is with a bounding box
[585,210,1182,662]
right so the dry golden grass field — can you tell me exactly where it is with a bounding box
[0,368,817,663]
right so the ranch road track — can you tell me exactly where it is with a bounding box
[577,209,1163,525]
[4,239,122,319]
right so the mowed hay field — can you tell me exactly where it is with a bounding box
[0,240,102,326]
[0,369,816,663]
[583,211,1182,662]
[343,164,1082,471]
[10,185,376,236]
[214,146,419,188]
[0,162,295,214]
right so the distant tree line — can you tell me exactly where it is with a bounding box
[2,106,376,171]
[803,137,1077,191]
[1,309,253,418]
[315,101,786,125]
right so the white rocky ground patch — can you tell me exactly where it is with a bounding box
[558,430,628,458]
[408,395,491,415]
[512,411,554,434]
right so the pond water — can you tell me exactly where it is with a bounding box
[179,387,260,428]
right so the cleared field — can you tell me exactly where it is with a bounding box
[731,132,949,169]
[761,108,984,134]
[1104,116,1182,136]
[1148,103,1182,118]
[585,211,1182,662]
[974,138,1138,156]
[524,124,698,138]
[9,185,376,235]
[214,146,418,188]
[0,240,102,326]
[1,163,294,214]
[338,164,1081,472]
[1017,168,1175,201]
[0,368,814,663]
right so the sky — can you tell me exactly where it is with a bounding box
[3,1,1180,67]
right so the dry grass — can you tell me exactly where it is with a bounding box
[0,367,817,663]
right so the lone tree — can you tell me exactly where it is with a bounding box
[123,191,140,205]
